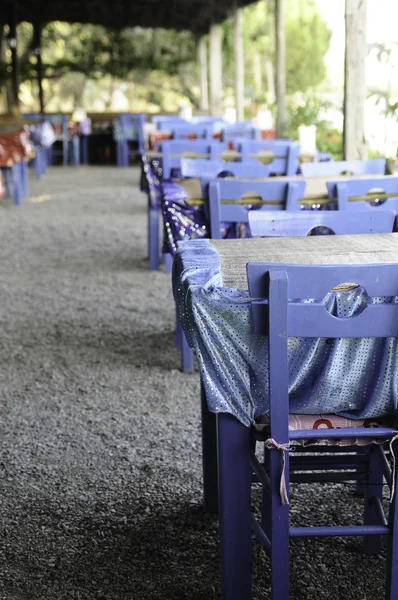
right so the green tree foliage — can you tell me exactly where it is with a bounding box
[222,0,331,100]
[0,0,331,112]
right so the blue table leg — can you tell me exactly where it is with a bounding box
[201,380,219,514]
[11,163,23,206]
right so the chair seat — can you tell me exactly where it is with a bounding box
[254,412,396,447]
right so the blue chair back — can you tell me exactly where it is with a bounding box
[47,115,68,139]
[221,123,260,143]
[157,118,190,130]
[248,209,395,237]
[180,158,270,179]
[208,179,306,239]
[301,159,386,177]
[247,262,398,339]
[159,141,225,179]
[239,140,300,176]
[170,124,214,139]
[327,175,398,212]
[118,113,146,152]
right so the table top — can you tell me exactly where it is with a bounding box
[211,233,398,290]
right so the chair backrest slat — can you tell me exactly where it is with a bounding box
[239,140,300,176]
[208,179,306,239]
[301,158,386,177]
[327,175,398,212]
[247,262,398,299]
[159,141,225,179]
[180,158,270,179]
[248,209,395,237]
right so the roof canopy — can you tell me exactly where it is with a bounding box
[8,0,254,34]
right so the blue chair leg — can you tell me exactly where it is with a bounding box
[2,167,11,197]
[269,448,290,599]
[201,381,219,514]
[33,152,42,180]
[21,162,29,198]
[217,413,252,600]
[149,207,160,271]
[163,252,173,274]
[386,439,398,599]
[82,136,88,165]
[11,163,23,206]
[47,146,53,166]
[72,137,80,166]
[175,309,182,349]
[363,445,384,554]
[181,331,194,373]
[42,148,48,174]
[63,137,68,166]
[122,140,128,167]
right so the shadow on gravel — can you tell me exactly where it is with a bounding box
[1,499,219,600]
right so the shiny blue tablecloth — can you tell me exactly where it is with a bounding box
[173,238,398,426]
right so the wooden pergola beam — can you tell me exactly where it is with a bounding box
[33,22,45,114]
[344,0,367,160]
[197,35,209,112]
[234,5,244,122]
[209,23,222,116]
[9,5,20,115]
[275,0,286,138]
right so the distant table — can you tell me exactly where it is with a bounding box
[173,234,398,426]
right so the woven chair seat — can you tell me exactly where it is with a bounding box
[254,412,396,447]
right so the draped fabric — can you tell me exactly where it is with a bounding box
[173,238,398,427]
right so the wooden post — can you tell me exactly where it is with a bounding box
[344,0,367,160]
[9,8,19,115]
[275,0,286,138]
[33,22,44,114]
[234,6,244,122]
[197,36,209,112]
[209,24,222,116]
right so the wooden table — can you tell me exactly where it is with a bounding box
[211,233,398,290]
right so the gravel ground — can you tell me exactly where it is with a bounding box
[0,166,388,599]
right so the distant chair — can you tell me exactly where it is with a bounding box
[248,209,395,237]
[156,118,190,130]
[180,158,271,180]
[220,122,260,144]
[47,115,80,167]
[170,124,214,140]
[239,140,300,176]
[208,178,306,239]
[114,113,146,167]
[159,140,225,179]
[327,175,398,214]
[301,158,386,177]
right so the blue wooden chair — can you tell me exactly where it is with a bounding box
[327,176,398,215]
[159,140,225,179]
[114,114,146,166]
[170,124,214,140]
[1,162,26,206]
[214,262,398,599]
[239,140,300,176]
[220,123,260,143]
[47,115,79,166]
[208,179,306,239]
[147,141,225,276]
[180,158,271,180]
[301,158,386,177]
[156,118,190,130]
[248,209,396,237]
